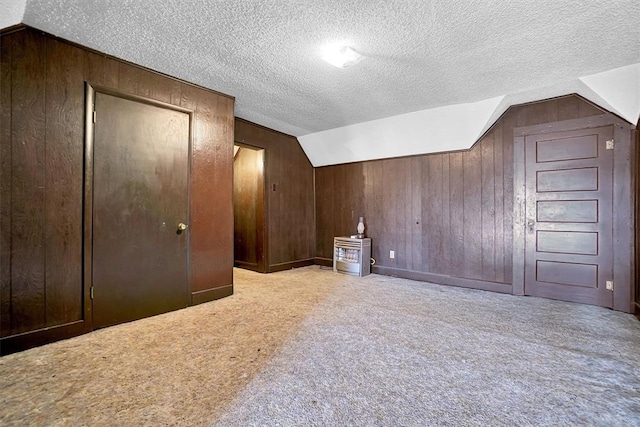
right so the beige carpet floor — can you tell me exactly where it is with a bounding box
[1,266,639,426]
[0,266,343,426]
[215,269,640,426]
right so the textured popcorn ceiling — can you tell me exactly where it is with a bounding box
[17,0,640,139]
[0,0,27,29]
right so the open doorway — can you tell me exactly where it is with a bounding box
[233,144,267,272]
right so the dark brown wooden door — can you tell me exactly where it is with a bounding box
[92,92,190,328]
[524,126,613,307]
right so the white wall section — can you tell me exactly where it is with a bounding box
[301,64,640,167]
[299,96,504,167]
[580,64,640,125]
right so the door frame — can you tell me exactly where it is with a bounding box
[83,83,194,331]
[232,142,268,273]
[513,114,634,312]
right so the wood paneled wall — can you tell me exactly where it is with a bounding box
[0,27,234,353]
[636,122,640,315]
[315,96,609,293]
[235,119,315,271]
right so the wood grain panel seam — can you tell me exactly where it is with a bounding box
[43,37,49,327]
[0,35,14,336]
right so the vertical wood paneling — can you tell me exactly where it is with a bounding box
[410,157,422,271]
[86,52,106,86]
[148,72,171,104]
[578,99,605,117]
[481,135,496,281]
[44,38,84,326]
[395,158,410,270]
[502,113,515,284]
[449,153,464,277]
[314,167,334,258]
[373,161,384,263]
[364,160,383,262]
[234,119,315,269]
[361,162,370,259]
[169,79,182,106]
[375,161,384,260]
[342,163,361,237]
[275,124,313,264]
[530,99,558,124]
[493,122,505,283]
[512,134,526,296]
[636,125,640,310]
[342,164,353,236]
[329,165,341,240]
[352,162,366,240]
[216,95,235,277]
[557,96,581,121]
[331,165,350,236]
[135,68,151,98]
[382,161,397,268]
[102,58,119,89]
[0,35,12,337]
[463,148,482,279]
[191,91,234,291]
[343,163,360,239]
[424,156,438,273]
[441,154,451,275]
[267,131,284,262]
[117,62,139,95]
[612,124,633,312]
[190,83,212,290]
[400,159,412,270]
[179,82,198,111]
[1,27,235,351]
[191,90,234,296]
[10,31,47,333]
[314,95,613,291]
[339,164,349,238]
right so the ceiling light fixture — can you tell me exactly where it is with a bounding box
[321,45,364,68]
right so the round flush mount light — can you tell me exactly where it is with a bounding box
[321,45,364,68]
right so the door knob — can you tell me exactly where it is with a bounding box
[177,223,188,231]
[527,219,535,231]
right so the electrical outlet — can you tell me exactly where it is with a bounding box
[389,250,395,259]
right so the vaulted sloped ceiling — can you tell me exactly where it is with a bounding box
[2,0,639,166]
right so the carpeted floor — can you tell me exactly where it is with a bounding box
[1,266,639,426]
